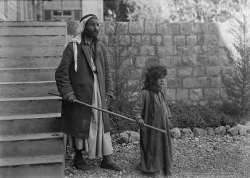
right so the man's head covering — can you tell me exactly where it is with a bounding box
[70,14,98,72]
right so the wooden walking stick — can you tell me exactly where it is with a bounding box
[49,92,166,134]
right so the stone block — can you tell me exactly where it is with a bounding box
[214,126,226,136]
[145,57,160,67]
[176,89,188,100]
[220,88,228,100]
[145,22,156,34]
[189,89,203,100]
[67,20,79,35]
[193,128,207,137]
[135,56,147,68]
[206,35,218,44]
[203,45,219,55]
[119,35,131,45]
[170,128,181,139]
[151,35,162,45]
[206,127,215,136]
[218,55,229,66]
[140,45,155,55]
[177,46,191,55]
[167,68,177,77]
[183,77,209,88]
[211,77,222,87]
[157,22,168,34]
[163,35,173,46]
[129,22,144,34]
[192,23,207,34]
[166,46,177,55]
[174,36,185,45]
[197,35,206,45]
[197,55,208,66]
[165,88,176,100]
[193,67,206,76]
[227,126,240,136]
[177,68,192,76]
[208,55,218,66]
[167,78,183,88]
[128,46,140,55]
[106,21,128,35]
[186,35,197,45]
[168,56,182,67]
[131,35,141,45]
[98,35,108,45]
[159,57,171,66]
[99,22,105,35]
[206,66,221,76]
[207,23,220,34]
[204,88,220,99]
[181,128,194,139]
[142,35,151,45]
[180,23,192,34]
[192,46,202,54]
[182,55,197,67]
[168,23,179,34]
[157,46,166,57]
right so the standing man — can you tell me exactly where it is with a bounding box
[55,14,122,171]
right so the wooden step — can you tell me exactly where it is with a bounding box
[0,113,61,135]
[0,163,64,178]
[0,81,58,98]
[0,68,56,82]
[0,96,61,116]
[0,23,66,36]
[0,57,61,68]
[0,138,64,158]
[0,46,64,58]
[0,36,65,47]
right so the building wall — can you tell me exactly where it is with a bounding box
[0,0,34,21]
[94,22,233,104]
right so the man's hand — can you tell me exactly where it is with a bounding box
[137,118,144,129]
[105,95,111,106]
[63,92,77,103]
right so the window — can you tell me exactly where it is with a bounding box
[74,10,81,21]
[43,10,82,21]
[44,10,51,21]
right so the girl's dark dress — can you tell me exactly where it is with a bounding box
[133,89,173,176]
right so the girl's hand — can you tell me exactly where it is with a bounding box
[137,118,144,128]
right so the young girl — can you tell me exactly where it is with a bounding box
[133,65,173,177]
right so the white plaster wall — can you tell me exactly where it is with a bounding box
[0,1,6,21]
[82,0,103,22]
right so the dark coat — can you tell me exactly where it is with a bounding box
[55,38,113,139]
[133,90,173,175]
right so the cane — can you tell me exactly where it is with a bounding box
[49,92,166,134]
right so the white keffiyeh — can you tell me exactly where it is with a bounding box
[69,15,95,72]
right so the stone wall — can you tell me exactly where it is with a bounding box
[67,21,233,104]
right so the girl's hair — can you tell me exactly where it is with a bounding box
[142,65,167,89]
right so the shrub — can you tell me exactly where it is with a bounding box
[169,101,238,128]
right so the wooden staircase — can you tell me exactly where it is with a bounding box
[0,22,66,178]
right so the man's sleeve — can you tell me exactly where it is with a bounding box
[102,43,114,98]
[55,43,74,96]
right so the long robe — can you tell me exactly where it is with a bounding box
[55,36,113,138]
[133,89,173,175]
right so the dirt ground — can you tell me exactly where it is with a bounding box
[64,134,250,178]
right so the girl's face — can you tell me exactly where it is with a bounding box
[155,76,165,88]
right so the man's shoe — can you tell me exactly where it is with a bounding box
[74,161,90,171]
[100,161,123,171]
[74,149,90,171]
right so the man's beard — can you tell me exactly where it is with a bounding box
[84,29,99,37]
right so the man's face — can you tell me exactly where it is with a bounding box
[84,18,100,37]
